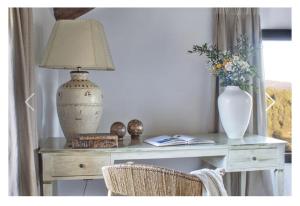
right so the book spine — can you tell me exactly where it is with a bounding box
[78,135,118,141]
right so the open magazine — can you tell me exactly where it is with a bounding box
[144,135,215,147]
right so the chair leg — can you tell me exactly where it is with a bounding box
[108,190,112,196]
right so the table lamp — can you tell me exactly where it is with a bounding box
[40,19,114,141]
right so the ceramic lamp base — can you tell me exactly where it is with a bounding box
[57,71,103,141]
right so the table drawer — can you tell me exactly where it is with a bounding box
[228,147,278,170]
[52,154,110,177]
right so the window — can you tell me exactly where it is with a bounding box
[262,29,292,162]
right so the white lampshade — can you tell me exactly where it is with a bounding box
[40,19,114,70]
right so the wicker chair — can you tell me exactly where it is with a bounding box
[102,164,203,196]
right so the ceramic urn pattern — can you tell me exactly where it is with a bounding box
[57,71,103,140]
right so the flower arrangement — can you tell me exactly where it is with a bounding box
[188,35,256,91]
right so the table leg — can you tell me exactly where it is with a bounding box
[240,171,247,196]
[274,169,284,196]
[43,181,53,196]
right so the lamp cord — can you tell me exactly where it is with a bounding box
[83,180,88,196]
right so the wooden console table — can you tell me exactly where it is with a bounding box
[39,133,286,196]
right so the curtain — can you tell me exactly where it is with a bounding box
[213,8,272,195]
[9,8,39,196]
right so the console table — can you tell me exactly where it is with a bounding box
[39,133,286,196]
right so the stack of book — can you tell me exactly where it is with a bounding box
[71,133,118,149]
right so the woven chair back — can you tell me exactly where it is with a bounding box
[102,164,203,196]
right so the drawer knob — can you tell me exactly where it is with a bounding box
[79,163,85,168]
[252,156,257,161]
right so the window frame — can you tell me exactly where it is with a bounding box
[262,29,291,40]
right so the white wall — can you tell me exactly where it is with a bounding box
[74,8,216,136]
[33,8,61,142]
[260,8,292,29]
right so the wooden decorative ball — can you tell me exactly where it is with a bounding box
[127,119,143,139]
[110,122,126,139]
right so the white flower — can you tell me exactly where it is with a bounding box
[224,62,233,71]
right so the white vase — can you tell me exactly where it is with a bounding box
[218,86,252,139]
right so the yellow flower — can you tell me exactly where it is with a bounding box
[215,63,223,69]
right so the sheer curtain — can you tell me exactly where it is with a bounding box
[9,8,39,196]
[213,8,272,195]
